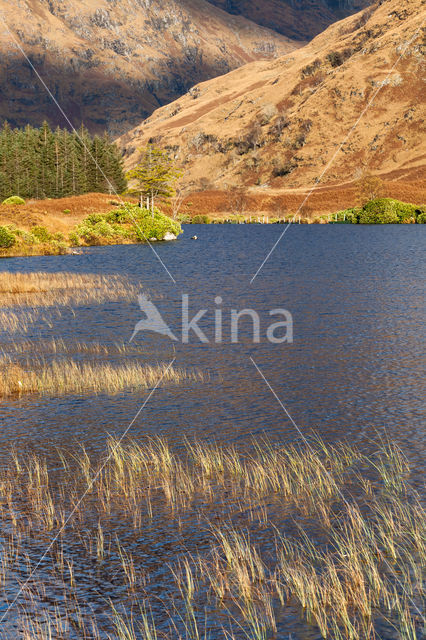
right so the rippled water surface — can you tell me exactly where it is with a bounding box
[0,224,425,637]
[2,225,425,464]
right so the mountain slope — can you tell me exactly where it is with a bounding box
[120,0,425,192]
[0,0,295,135]
[207,0,372,40]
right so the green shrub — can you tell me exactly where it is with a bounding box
[63,209,71,215]
[360,198,406,224]
[331,198,423,224]
[417,211,426,224]
[2,195,25,206]
[334,208,361,223]
[92,221,115,237]
[359,209,398,224]
[75,220,115,244]
[131,206,182,241]
[177,213,191,224]
[51,240,68,255]
[70,205,182,245]
[105,206,131,224]
[392,202,418,222]
[21,231,38,245]
[371,198,419,222]
[31,226,52,242]
[192,214,210,224]
[69,231,81,246]
[85,213,105,226]
[110,224,131,238]
[0,225,16,247]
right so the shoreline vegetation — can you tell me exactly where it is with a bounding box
[0,272,139,307]
[0,434,423,638]
[0,194,424,258]
[0,201,183,258]
[0,235,423,639]
[0,271,203,397]
[0,359,201,397]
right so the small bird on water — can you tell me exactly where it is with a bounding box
[191,235,198,240]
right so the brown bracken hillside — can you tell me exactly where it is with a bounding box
[119,0,425,212]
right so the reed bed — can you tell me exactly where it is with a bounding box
[0,308,45,334]
[0,272,138,307]
[0,436,423,639]
[0,338,150,357]
[0,358,200,396]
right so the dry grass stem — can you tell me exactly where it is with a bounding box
[0,436,423,639]
[0,359,201,397]
[0,272,138,307]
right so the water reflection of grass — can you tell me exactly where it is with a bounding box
[0,436,423,639]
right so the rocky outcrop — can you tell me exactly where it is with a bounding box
[0,0,296,135]
[120,0,425,189]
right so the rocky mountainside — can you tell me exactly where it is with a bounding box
[120,0,425,191]
[207,0,371,40]
[0,0,296,135]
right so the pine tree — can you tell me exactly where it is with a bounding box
[0,122,14,199]
[0,121,127,200]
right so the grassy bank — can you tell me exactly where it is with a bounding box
[0,434,423,638]
[180,174,426,221]
[179,198,426,225]
[0,200,182,257]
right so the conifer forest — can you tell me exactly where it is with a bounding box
[0,121,127,200]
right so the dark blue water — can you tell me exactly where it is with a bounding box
[1,224,425,475]
[0,224,425,638]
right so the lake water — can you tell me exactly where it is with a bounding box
[0,224,425,637]
[1,224,425,472]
